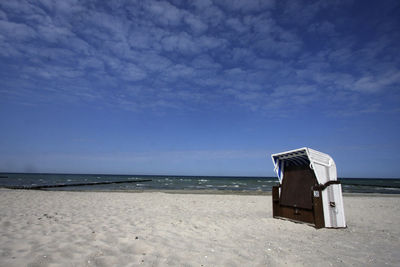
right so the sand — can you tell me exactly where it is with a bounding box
[0,189,399,266]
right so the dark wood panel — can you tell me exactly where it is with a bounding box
[273,206,315,224]
[280,165,318,210]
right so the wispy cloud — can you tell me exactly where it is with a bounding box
[0,0,399,116]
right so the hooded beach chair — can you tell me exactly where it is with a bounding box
[271,148,346,228]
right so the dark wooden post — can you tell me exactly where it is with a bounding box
[313,189,325,229]
[272,186,280,218]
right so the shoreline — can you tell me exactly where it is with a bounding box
[2,187,400,197]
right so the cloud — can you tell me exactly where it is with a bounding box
[160,31,226,55]
[37,24,74,43]
[183,13,208,34]
[191,55,221,70]
[139,52,172,72]
[308,21,336,36]
[353,71,400,93]
[0,0,399,116]
[146,1,184,26]
[160,64,195,82]
[215,0,275,13]
[161,32,199,53]
[122,63,148,81]
[191,0,213,10]
[0,9,7,20]
[281,0,345,25]
[79,56,105,71]
[226,17,248,32]
[0,20,36,40]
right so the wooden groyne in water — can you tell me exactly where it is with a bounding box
[2,179,152,190]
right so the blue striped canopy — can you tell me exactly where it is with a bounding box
[272,150,310,180]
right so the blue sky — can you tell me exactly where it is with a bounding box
[0,0,399,177]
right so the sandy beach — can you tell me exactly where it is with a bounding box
[0,189,399,266]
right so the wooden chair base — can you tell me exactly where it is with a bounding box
[272,186,325,229]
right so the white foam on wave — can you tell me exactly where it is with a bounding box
[383,187,400,191]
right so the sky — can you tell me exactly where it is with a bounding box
[0,0,399,178]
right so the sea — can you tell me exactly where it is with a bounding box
[1,173,400,194]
